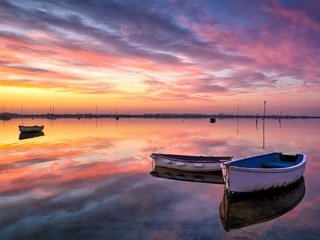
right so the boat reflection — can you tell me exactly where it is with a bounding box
[19,131,45,140]
[150,166,225,184]
[219,177,305,231]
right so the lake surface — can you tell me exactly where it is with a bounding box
[0,118,319,239]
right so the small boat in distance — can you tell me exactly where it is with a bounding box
[221,152,306,196]
[150,153,233,172]
[19,125,44,133]
[0,115,11,120]
[210,117,216,123]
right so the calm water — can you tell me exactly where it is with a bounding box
[0,118,319,239]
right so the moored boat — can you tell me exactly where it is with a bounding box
[221,152,306,196]
[19,125,44,133]
[220,177,305,231]
[150,153,233,172]
[0,116,11,120]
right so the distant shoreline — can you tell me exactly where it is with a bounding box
[1,113,320,120]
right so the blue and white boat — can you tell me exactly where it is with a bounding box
[221,152,306,196]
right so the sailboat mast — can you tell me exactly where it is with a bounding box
[263,101,266,120]
[21,106,24,125]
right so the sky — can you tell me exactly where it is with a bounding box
[0,0,320,115]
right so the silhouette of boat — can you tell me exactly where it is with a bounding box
[19,125,44,133]
[0,114,11,120]
[219,177,305,231]
[19,131,44,140]
[150,166,225,184]
[0,117,11,120]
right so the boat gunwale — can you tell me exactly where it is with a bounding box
[19,125,44,128]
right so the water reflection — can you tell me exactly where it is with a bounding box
[263,118,266,149]
[220,177,305,231]
[19,131,44,140]
[0,118,319,239]
[150,166,225,184]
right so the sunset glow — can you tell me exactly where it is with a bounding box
[1,0,320,115]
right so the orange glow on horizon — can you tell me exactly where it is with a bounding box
[1,1,320,115]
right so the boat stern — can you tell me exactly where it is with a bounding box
[150,153,158,159]
[221,163,229,190]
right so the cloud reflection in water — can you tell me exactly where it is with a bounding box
[0,118,319,239]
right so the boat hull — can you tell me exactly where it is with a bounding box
[151,153,232,172]
[221,153,306,195]
[19,125,44,133]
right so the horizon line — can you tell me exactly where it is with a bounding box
[1,112,320,119]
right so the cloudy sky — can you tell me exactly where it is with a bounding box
[1,0,319,115]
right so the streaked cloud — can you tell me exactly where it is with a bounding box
[1,0,319,114]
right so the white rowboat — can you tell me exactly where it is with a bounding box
[19,125,44,133]
[150,153,233,172]
[221,152,306,196]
